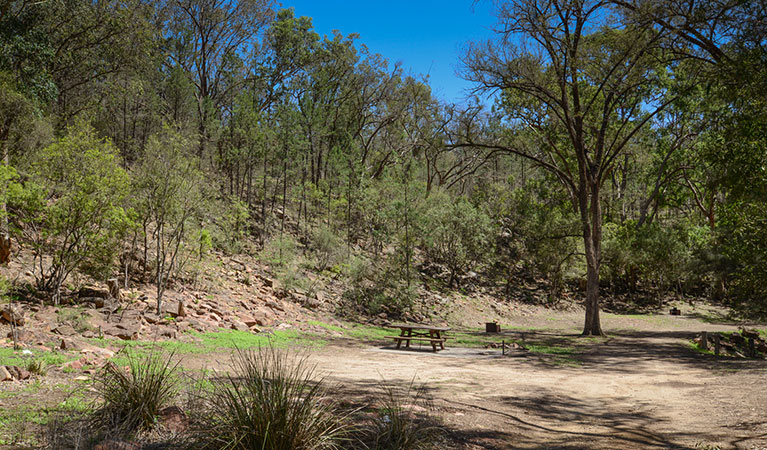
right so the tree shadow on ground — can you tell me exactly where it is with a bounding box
[473,328,767,375]
[331,378,726,449]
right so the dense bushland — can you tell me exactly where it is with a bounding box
[1,0,767,327]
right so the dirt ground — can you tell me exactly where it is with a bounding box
[3,304,767,449]
[300,311,767,450]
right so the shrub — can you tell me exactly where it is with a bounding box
[369,381,440,450]
[25,122,131,304]
[93,350,180,434]
[420,191,493,287]
[197,346,347,450]
[311,224,342,271]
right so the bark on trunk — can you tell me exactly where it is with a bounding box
[581,182,604,336]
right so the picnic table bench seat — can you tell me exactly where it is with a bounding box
[386,324,450,352]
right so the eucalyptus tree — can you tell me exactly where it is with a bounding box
[460,0,682,335]
[165,0,275,159]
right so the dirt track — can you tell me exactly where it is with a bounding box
[307,315,767,450]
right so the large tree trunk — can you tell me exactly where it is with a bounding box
[581,181,604,336]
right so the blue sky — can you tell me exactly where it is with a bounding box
[279,1,498,105]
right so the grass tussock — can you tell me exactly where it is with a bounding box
[195,346,348,450]
[93,349,181,434]
[369,381,440,450]
[26,359,47,376]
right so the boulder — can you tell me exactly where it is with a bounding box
[1,304,25,326]
[60,338,82,351]
[7,328,34,343]
[0,366,12,381]
[80,296,105,308]
[5,366,29,380]
[230,321,249,332]
[103,324,139,341]
[52,324,77,336]
[78,286,110,299]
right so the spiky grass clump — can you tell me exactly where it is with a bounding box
[93,350,180,433]
[198,346,347,450]
[26,359,47,376]
[370,381,440,450]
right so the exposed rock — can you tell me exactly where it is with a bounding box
[79,286,110,299]
[266,300,284,312]
[249,309,274,327]
[158,327,177,339]
[0,366,12,381]
[81,346,115,359]
[81,296,105,308]
[230,321,249,332]
[103,324,139,341]
[60,338,82,351]
[161,301,185,318]
[52,324,77,336]
[1,304,25,326]
[144,313,161,324]
[63,359,84,371]
[7,328,34,343]
[5,366,29,380]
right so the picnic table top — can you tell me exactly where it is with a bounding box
[388,323,451,331]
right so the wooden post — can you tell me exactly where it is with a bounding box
[502,340,505,356]
[713,334,721,356]
[700,331,708,351]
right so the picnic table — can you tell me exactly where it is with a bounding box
[387,323,450,352]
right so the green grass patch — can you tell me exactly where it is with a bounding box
[307,320,394,341]
[92,328,326,363]
[687,340,714,356]
[0,347,72,368]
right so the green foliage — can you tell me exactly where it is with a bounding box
[93,350,180,433]
[420,190,493,287]
[27,122,130,302]
[197,346,348,450]
[719,201,767,316]
[133,126,208,308]
[311,224,343,271]
[486,180,580,294]
[602,221,706,295]
[211,197,251,254]
[261,235,300,268]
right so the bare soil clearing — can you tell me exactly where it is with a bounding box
[297,313,767,450]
